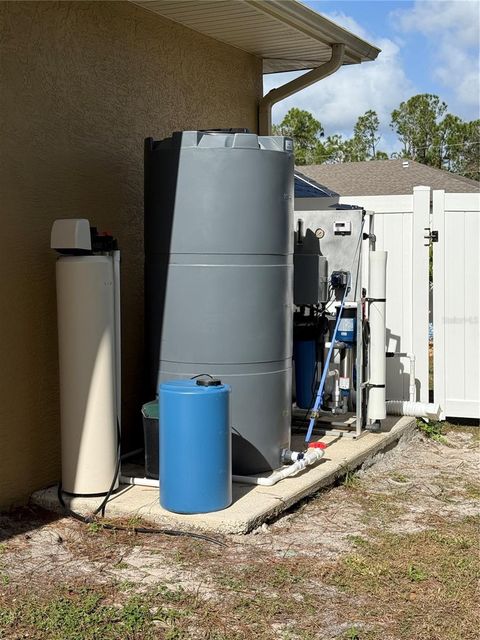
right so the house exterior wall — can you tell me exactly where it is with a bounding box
[0,1,262,507]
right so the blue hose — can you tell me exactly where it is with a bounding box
[305,278,350,443]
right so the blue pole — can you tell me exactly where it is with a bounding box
[305,278,350,443]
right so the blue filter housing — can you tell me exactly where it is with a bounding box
[159,378,231,514]
[294,340,317,409]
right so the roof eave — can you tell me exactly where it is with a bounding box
[247,0,381,68]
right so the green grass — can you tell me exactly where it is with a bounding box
[417,419,448,443]
[342,467,361,489]
[0,584,195,640]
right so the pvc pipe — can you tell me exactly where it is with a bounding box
[386,400,441,420]
[120,475,159,488]
[367,251,388,421]
[233,447,325,486]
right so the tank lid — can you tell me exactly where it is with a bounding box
[195,376,222,387]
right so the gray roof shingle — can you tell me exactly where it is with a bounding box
[297,159,480,196]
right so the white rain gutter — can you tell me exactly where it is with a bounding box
[258,43,345,135]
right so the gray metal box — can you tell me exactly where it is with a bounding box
[294,254,328,305]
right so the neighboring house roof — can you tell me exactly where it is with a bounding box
[130,0,380,73]
[294,171,338,198]
[298,159,480,196]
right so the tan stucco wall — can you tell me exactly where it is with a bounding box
[0,1,262,508]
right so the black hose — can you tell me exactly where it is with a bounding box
[56,420,226,547]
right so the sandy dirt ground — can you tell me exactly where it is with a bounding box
[0,425,478,640]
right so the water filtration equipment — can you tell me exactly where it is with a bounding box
[367,251,388,421]
[145,131,294,474]
[293,316,318,410]
[337,304,357,343]
[51,220,120,495]
[159,378,231,514]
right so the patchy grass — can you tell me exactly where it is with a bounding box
[342,467,361,489]
[327,516,480,639]
[464,482,480,500]
[389,472,410,484]
[0,585,159,639]
[443,421,480,445]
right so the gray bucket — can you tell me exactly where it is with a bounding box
[142,400,159,479]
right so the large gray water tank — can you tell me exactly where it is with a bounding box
[144,131,294,474]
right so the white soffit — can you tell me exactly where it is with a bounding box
[130,0,380,73]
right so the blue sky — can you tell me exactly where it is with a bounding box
[263,0,480,154]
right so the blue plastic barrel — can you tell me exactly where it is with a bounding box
[294,340,317,409]
[159,378,232,514]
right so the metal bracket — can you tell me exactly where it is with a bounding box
[361,382,385,389]
[424,228,438,246]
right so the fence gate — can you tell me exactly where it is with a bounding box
[432,190,480,420]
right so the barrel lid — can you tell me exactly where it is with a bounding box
[195,376,222,387]
[159,379,229,393]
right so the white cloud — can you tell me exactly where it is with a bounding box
[393,0,480,116]
[263,12,413,154]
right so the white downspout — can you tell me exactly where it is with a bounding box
[258,43,345,135]
[384,352,442,420]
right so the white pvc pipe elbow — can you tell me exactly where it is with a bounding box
[232,447,325,486]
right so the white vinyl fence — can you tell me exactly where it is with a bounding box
[302,186,480,419]
[340,186,479,419]
[433,191,480,419]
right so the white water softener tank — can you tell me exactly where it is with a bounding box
[51,219,120,495]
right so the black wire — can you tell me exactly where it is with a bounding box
[56,484,226,546]
[190,373,214,380]
[56,420,226,547]
[93,419,122,518]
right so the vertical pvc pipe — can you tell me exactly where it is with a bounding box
[367,251,387,421]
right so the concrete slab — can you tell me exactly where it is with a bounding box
[31,416,415,535]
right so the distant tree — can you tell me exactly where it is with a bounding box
[390,94,447,164]
[353,109,381,158]
[319,134,346,164]
[273,108,324,165]
[271,97,479,179]
[461,119,480,181]
[342,136,366,162]
[438,116,480,180]
[435,113,464,169]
